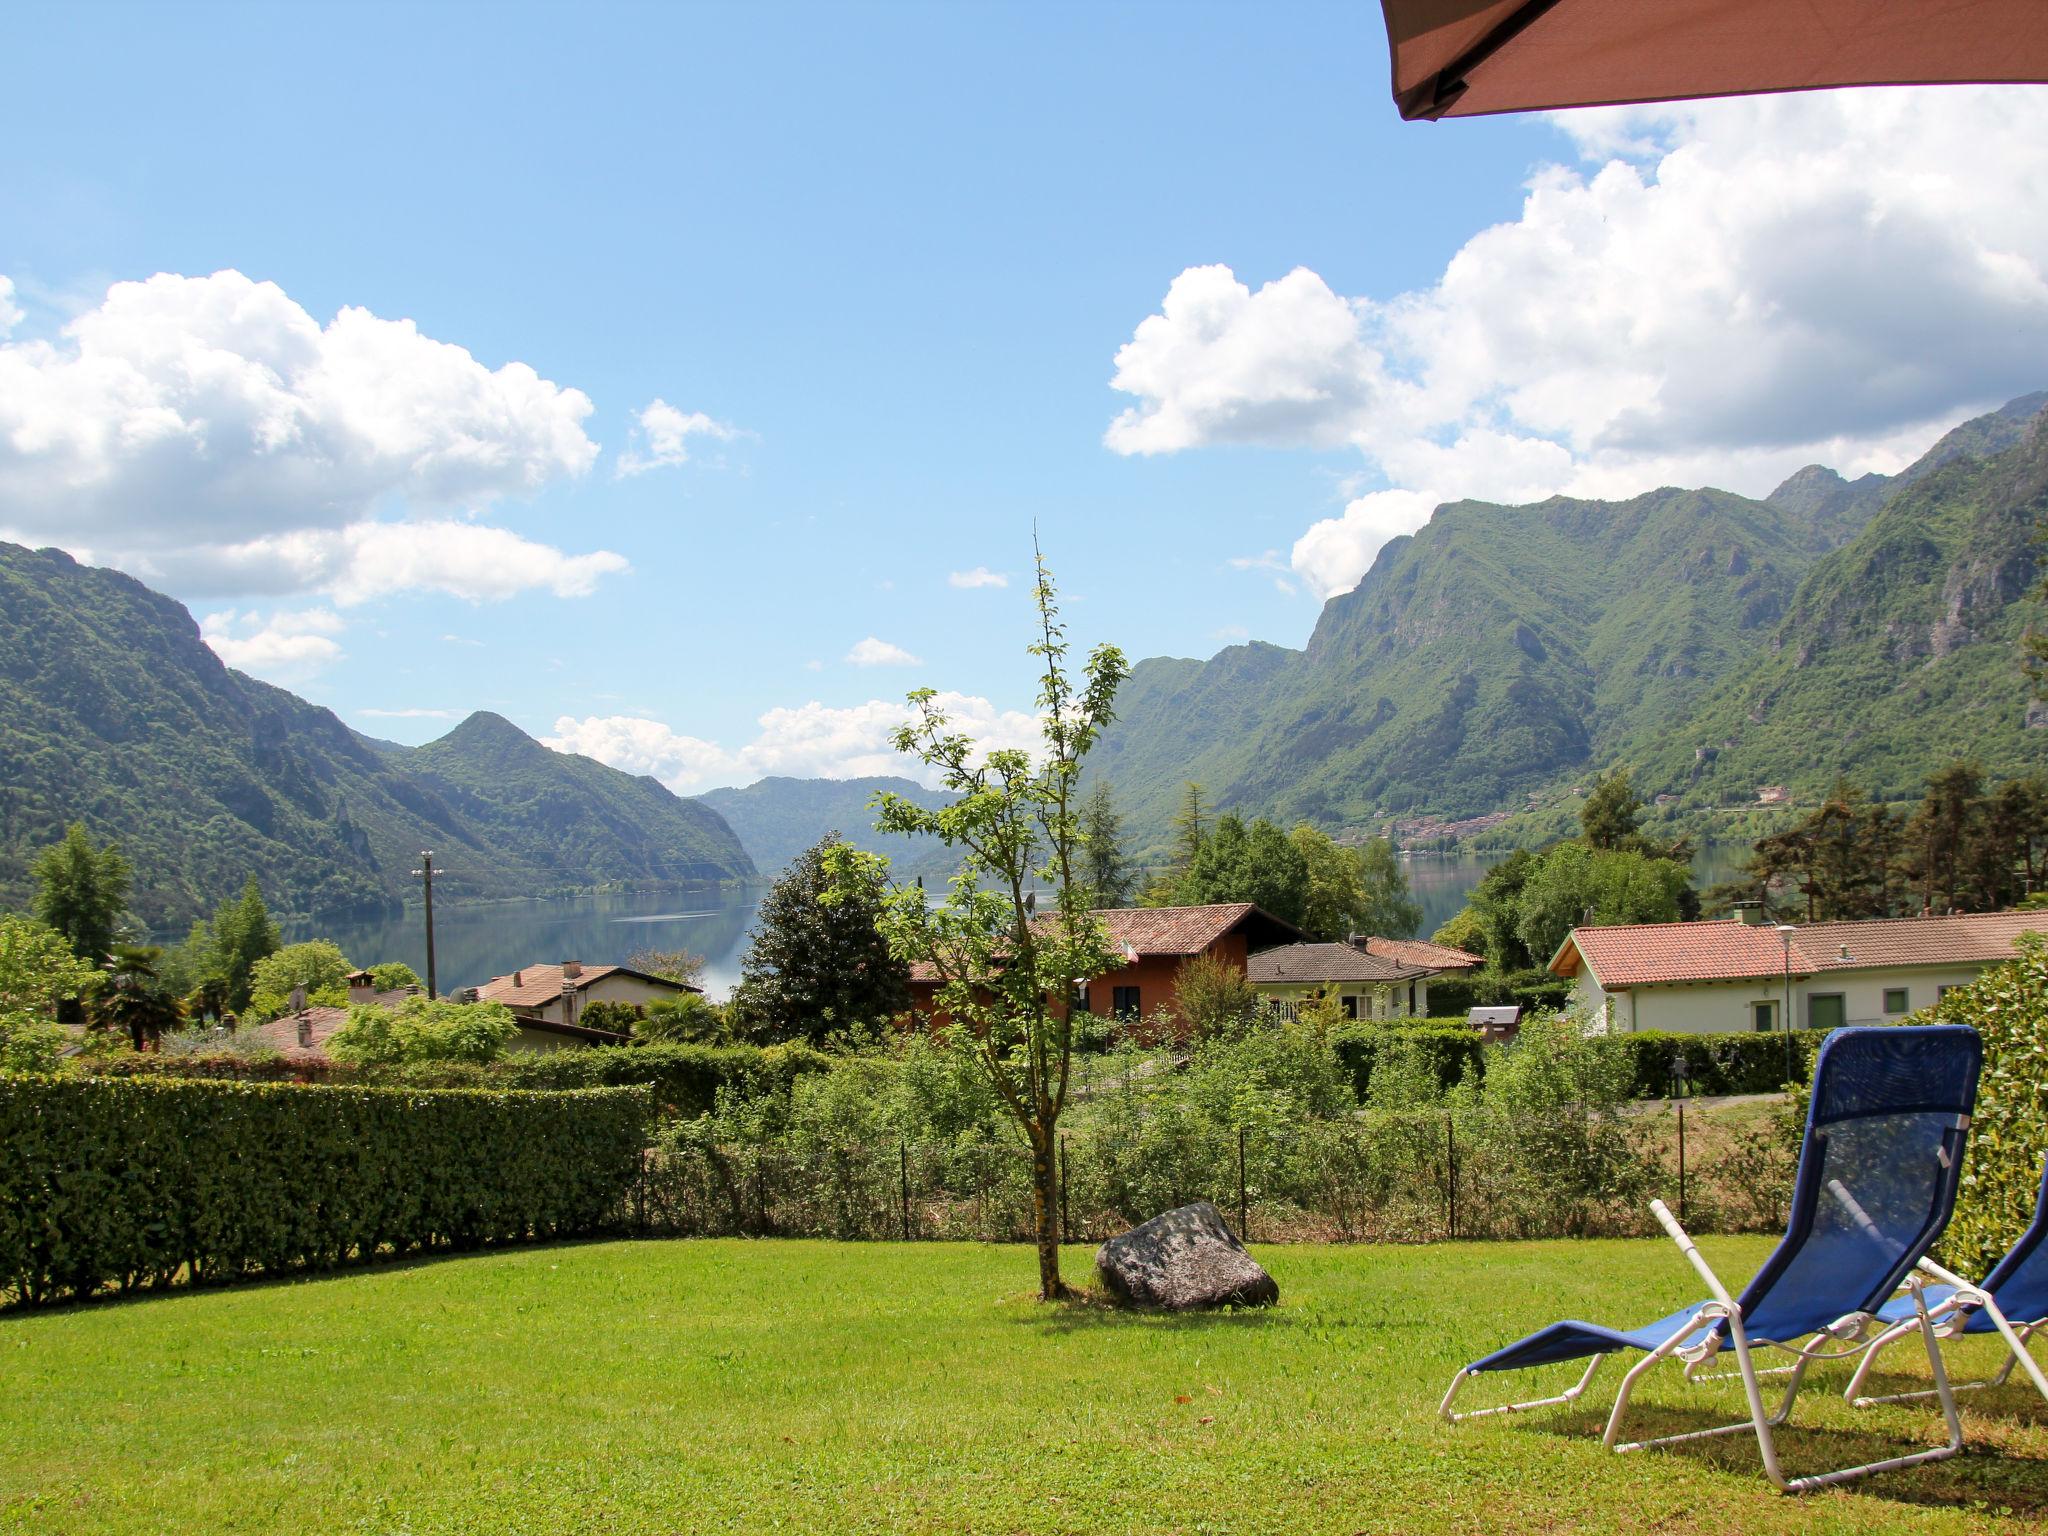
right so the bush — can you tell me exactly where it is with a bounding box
[1920,936,2048,1279]
[0,1076,650,1306]
[389,1042,835,1119]
[1329,1023,1485,1100]
[247,941,353,1002]
[1608,1028,1827,1099]
[1426,969,1572,1018]
[328,997,518,1066]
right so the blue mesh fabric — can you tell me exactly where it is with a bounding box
[1737,1026,1980,1342]
[1877,1155,2048,1332]
[1464,1025,1981,1376]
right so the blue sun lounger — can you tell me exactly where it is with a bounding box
[1440,1024,1984,1494]
[1843,1151,2048,1408]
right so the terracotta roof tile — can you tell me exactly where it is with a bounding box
[1364,936,1483,971]
[904,904,1307,984]
[474,963,695,1010]
[247,1005,351,1059]
[1247,942,1430,985]
[1556,912,2048,989]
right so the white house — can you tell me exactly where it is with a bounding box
[1248,938,1453,1020]
[1549,911,2047,1036]
[473,960,696,1049]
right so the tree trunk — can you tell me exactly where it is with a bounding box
[1030,1127,1066,1300]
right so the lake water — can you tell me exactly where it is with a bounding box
[285,846,1751,1002]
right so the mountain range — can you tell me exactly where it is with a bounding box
[0,544,755,930]
[1087,392,2048,858]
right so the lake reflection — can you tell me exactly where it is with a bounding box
[284,888,763,1001]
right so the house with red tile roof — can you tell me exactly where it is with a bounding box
[1550,911,2048,1035]
[1247,939,1440,1020]
[906,904,1307,1030]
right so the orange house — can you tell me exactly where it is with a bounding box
[906,902,1306,1029]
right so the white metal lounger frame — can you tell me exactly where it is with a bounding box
[1439,1198,1966,1495]
[1842,1255,2048,1407]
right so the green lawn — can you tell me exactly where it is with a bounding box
[3,1238,2043,1534]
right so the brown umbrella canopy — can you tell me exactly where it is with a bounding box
[1383,0,2048,121]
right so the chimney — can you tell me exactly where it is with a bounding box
[561,960,583,979]
[1733,902,1763,926]
[289,983,308,1012]
[512,970,523,987]
[347,970,375,1004]
[1838,944,1852,961]
[296,1016,312,1049]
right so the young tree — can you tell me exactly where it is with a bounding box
[1077,782,1133,907]
[1171,950,1258,1040]
[829,550,1128,1299]
[247,940,354,1017]
[728,834,909,1047]
[367,961,425,991]
[1513,844,1691,966]
[31,822,132,961]
[88,944,185,1051]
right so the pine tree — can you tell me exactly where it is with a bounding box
[728,834,909,1047]
[209,878,281,1013]
[1078,782,1132,907]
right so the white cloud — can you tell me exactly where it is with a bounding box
[199,606,344,679]
[0,268,622,603]
[357,706,463,720]
[545,690,1046,794]
[0,277,20,338]
[948,566,1008,589]
[845,636,922,667]
[158,518,629,605]
[1107,88,2048,598]
[614,397,740,477]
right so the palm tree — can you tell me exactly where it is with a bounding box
[90,945,185,1051]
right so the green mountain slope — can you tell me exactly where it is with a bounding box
[695,775,959,880]
[1635,406,2048,804]
[1091,393,2048,855]
[0,546,754,929]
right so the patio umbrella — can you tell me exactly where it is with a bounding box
[1382,0,2048,120]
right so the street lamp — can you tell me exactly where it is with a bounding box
[1775,924,1798,1085]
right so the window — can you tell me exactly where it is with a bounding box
[1936,984,1960,1001]
[1751,1000,1777,1033]
[1807,993,1846,1031]
[1340,995,1359,1020]
[1112,985,1142,1019]
[1883,987,1909,1015]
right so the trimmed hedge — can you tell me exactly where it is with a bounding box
[1607,1028,1828,1099]
[0,1076,651,1307]
[1426,971,1574,1017]
[386,1042,835,1118]
[1330,1023,1486,1099]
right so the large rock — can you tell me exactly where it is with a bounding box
[1094,1201,1278,1310]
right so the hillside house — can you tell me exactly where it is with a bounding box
[906,903,1307,1027]
[1550,911,2048,1035]
[473,960,696,1048]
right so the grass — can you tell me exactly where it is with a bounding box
[3,1237,2043,1534]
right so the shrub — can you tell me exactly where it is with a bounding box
[1173,952,1259,1040]
[1607,1028,1827,1099]
[1329,1023,1484,1100]
[0,1076,650,1306]
[367,961,423,991]
[328,997,518,1066]
[1920,936,2048,1279]
[390,1041,835,1119]
[1426,969,1572,1018]
[247,941,353,1002]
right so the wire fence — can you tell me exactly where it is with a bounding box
[631,1099,1795,1245]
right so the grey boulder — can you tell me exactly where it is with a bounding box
[1094,1201,1278,1310]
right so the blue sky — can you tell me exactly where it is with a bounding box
[5,3,2046,791]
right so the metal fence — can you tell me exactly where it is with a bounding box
[630,1100,1795,1245]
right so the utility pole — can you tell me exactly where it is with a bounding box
[413,850,439,999]
[1776,923,1797,1084]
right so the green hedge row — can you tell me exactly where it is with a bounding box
[0,1076,651,1307]
[1606,1028,1828,1099]
[1426,971,1574,1017]
[383,1042,835,1118]
[1330,1023,1487,1099]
